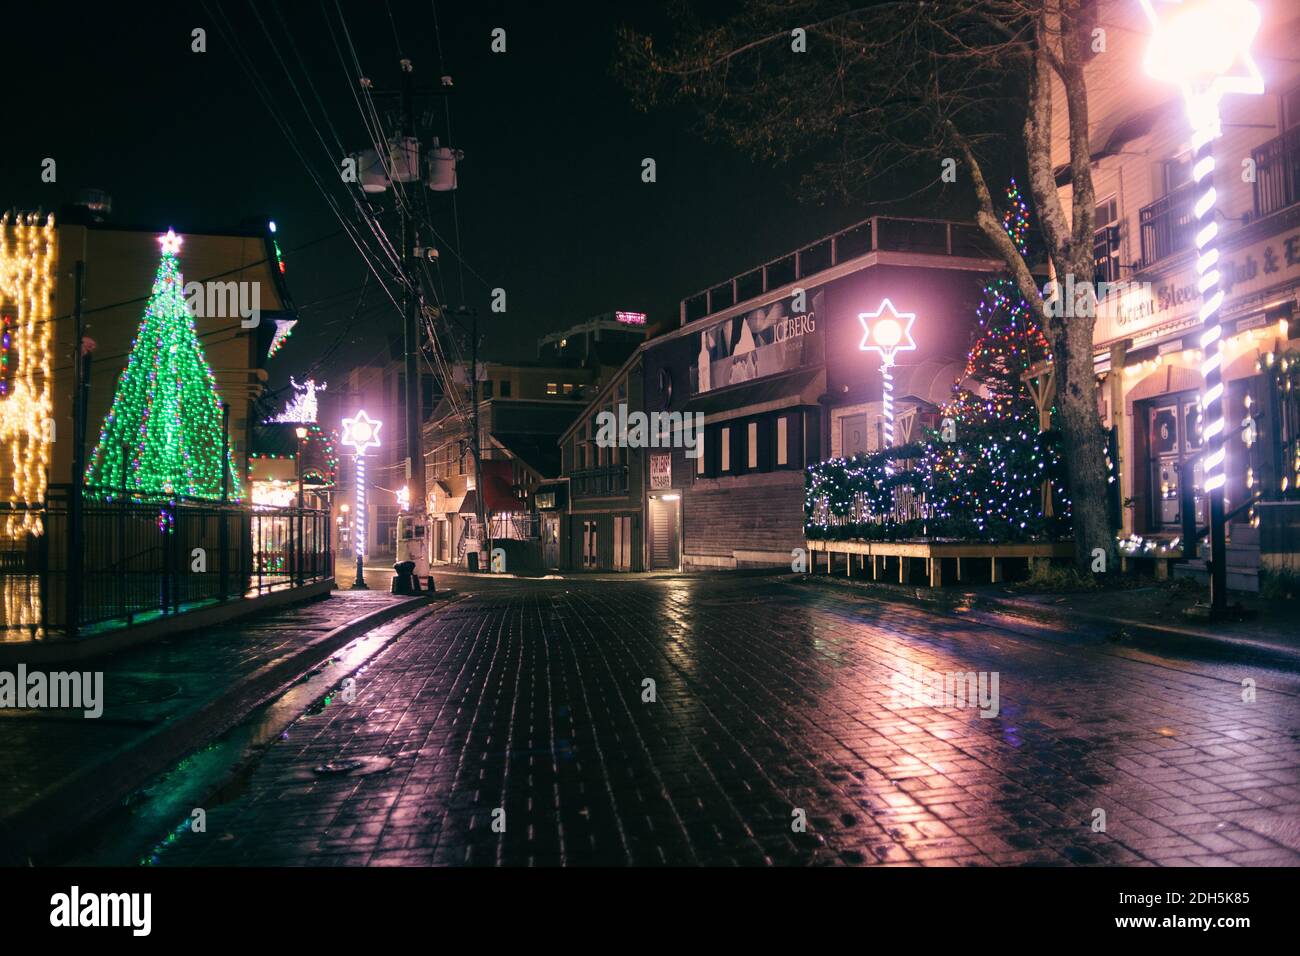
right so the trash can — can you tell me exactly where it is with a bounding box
[391,560,418,595]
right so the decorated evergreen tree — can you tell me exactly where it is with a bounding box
[922,181,1065,540]
[84,230,240,499]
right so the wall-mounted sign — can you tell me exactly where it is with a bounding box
[650,453,672,490]
[1097,224,1300,348]
[616,310,647,325]
[689,288,825,395]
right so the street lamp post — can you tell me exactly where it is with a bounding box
[341,410,383,591]
[859,298,918,472]
[1139,0,1264,613]
[295,426,308,588]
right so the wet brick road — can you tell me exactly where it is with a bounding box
[147,574,1300,866]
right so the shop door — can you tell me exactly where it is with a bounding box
[1146,391,1205,532]
[648,498,679,570]
[542,514,560,568]
[613,515,632,570]
[842,414,870,457]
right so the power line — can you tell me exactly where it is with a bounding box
[247,0,409,287]
[202,0,408,318]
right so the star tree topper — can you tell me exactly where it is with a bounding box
[341,410,382,452]
[858,298,916,364]
[158,228,183,255]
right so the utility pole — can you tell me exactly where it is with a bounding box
[462,306,488,568]
[352,60,456,578]
[398,58,426,514]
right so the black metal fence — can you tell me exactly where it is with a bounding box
[0,485,332,641]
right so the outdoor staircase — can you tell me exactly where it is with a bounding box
[1172,521,1261,593]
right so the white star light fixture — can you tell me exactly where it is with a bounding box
[341,410,382,588]
[858,298,916,364]
[858,298,918,458]
[341,410,382,452]
[1138,0,1264,612]
[158,229,183,255]
[1139,0,1263,130]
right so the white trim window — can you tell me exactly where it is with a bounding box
[747,422,758,469]
[721,426,731,472]
[777,416,788,466]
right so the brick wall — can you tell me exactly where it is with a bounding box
[684,470,805,562]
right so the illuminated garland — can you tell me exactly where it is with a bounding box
[0,312,16,397]
[0,213,55,538]
[248,426,339,487]
[267,319,296,359]
[84,231,240,501]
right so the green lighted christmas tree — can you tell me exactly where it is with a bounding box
[84,230,240,499]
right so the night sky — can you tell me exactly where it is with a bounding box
[4,1,976,390]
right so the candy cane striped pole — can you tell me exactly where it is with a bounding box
[351,453,369,590]
[1191,106,1229,608]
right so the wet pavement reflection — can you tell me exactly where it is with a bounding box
[144,573,1300,866]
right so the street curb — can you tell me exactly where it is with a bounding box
[798,572,1300,663]
[0,579,337,666]
[0,592,437,865]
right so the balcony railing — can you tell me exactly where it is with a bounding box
[1139,183,1196,267]
[1253,126,1300,220]
[680,216,1014,323]
[489,513,540,540]
[570,465,628,497]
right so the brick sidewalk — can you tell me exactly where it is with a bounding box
[145,575,1300,867]
[0,589,422,863]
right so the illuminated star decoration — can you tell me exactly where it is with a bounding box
[1138,0,1263,129]
[158,228,183,255]
[858,298,917,464]
[858,298,917,364]
[341,410,382,452]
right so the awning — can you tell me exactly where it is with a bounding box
[429,479,465,515]
[1055,104,1165,186]
[434,494,466,515]
[687,367,825,423]
[892,358,970,406]
[459,462,525,514]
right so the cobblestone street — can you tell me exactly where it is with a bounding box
[146,574,1300,866]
